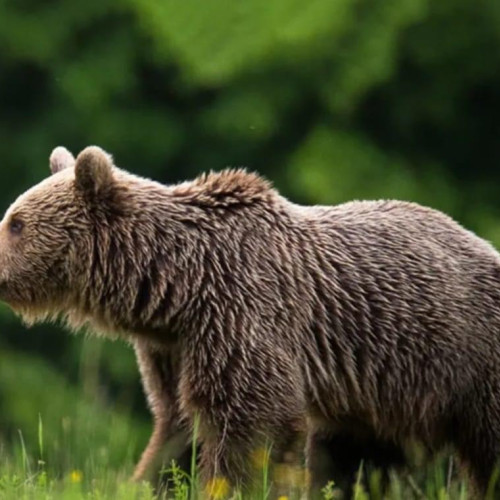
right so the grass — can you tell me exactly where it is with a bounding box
[0,427,493,500]
[0,459,477,499]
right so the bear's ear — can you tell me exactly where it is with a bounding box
[50,146,75,174]
[74,146,114,197]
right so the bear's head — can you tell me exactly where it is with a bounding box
[0,146,118,326]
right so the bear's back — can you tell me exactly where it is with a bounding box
[285,198,500,352]
[292,199,500,267]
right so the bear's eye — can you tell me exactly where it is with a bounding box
[9,218,24,235]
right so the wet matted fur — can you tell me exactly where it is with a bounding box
[0,146,500,494]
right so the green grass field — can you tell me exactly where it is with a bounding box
[0,450,483,499]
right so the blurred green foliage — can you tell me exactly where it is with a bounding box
[0,0,499,479]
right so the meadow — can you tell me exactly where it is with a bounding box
[0,423,489,500]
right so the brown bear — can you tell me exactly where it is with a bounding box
[1,145,500,495]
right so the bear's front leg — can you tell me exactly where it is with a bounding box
[133,340,187,481]
[196,415,307,499]
[180,344,308,498]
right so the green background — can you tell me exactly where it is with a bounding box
[0,0,499,479]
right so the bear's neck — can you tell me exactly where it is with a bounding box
[72,189,209,343]
[68,170,282,347]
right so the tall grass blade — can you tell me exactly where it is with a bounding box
[38,413,44,463]
[18,429,29,478]
[190,412,199,500]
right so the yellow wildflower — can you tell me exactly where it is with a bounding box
[69,470,83,483]
[205,476,230,499]
[277,496,289,500]
[251,446,271,469]
[274,464,310,489]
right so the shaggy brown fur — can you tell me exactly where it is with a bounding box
[2,146,500,494]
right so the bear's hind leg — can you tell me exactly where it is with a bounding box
[453,395,500,496]
[307,428,406,497]
[457,432,500,495]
